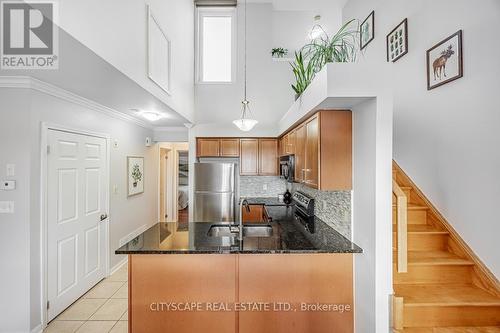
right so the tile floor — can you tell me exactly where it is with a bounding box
[44,264,128,333]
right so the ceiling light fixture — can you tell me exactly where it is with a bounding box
[132,109,165,122]
[233,0,258,132]
[308,15,326,40]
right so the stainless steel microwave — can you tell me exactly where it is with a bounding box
[279,155,295,182]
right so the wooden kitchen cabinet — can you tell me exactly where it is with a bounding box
[220,138,240,157]
[294,124,306,182]
[281,131,295,155]
[196,138,220,157]
[305,115,320,188]
[258,139,278,175]
[240,139,259,175]
[281,110,352,190]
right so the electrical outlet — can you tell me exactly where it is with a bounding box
[113,139,119,148]
[263,184,268,191]
[113,185,119,195]
[322,200,327,210]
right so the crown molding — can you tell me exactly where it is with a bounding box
[0,75,153,129]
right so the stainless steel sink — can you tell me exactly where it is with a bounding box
[242,225,273,237]
[207,224,273,238]
[207,225,239,237]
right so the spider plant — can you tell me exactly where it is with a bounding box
[290,51,315,99]
[301,19,359,74]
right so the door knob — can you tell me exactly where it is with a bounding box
[100,213,108,221]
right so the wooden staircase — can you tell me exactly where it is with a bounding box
[392,162,500,332]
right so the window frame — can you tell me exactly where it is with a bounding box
[195,7,237,84]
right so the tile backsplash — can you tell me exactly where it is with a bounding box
[240,176,352,239]
[292,183,352,239]
[240,176,287,198]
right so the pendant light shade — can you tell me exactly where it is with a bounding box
[233,100,258,131]
[233,0,258,131]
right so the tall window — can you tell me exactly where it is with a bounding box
[196,8,236,83]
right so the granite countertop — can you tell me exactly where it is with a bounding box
[242,197,290,206]
[116,199,362,255]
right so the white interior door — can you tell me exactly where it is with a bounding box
[47,129,108,321]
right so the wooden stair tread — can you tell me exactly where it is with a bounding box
[393,251,474,266]
[393,203,429,210]
[394,284,500,306]
[393,224,448,234]
[395,327,500,333]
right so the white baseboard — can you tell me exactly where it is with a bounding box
[109,256,128,277]
[31,324,43,333]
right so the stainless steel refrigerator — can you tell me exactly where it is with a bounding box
[193,162,238,222]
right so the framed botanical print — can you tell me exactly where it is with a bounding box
[360,10,375,50]
[426,30,463,90]
[128,156,144,196]
[387,19,408,62]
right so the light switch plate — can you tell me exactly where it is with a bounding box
[6,164,15,176]
[0,180,16,190]
[0,201,14,214]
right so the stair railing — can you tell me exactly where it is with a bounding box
[392,180,408,273]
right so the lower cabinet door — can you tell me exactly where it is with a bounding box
[129,254,237,333]
[238,254,354,333]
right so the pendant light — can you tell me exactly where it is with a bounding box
[233,0,258,132]
[308,15,327,40]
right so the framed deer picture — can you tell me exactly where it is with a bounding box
[426,30,463,90]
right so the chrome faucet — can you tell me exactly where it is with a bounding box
[237,198,250,240]
[242,199,250,213]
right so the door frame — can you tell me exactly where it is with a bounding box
[40,122,111,328]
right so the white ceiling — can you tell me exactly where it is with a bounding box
[244,0,348,11]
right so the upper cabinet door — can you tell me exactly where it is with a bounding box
[240,139,259,175]
[220,139,240,157]
[294,125,306,182]
[285,131,296,155]
[258,139,278,176]
[197,139,220,157]
[305,116,319,188]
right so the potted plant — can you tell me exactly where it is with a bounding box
[271,47,288,58]
[131,164,142,188]
[301,19,359,74]
[290,51,315,100]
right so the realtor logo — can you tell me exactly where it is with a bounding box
[1,1,59,69]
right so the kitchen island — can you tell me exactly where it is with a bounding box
[116,201,362,333]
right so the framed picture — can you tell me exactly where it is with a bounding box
[387,18,408,62]
[360,10,375,50]
[426,30,463,90]
[127,156,144,197]
[148,5,171,95]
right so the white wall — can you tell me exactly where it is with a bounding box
[0,86,159,332]
[154,127,189,142]
[58,0,195,122]
[0,89,32,333]
[194,2,344,136]
[343,0,500,278]
[195,3,292,134]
